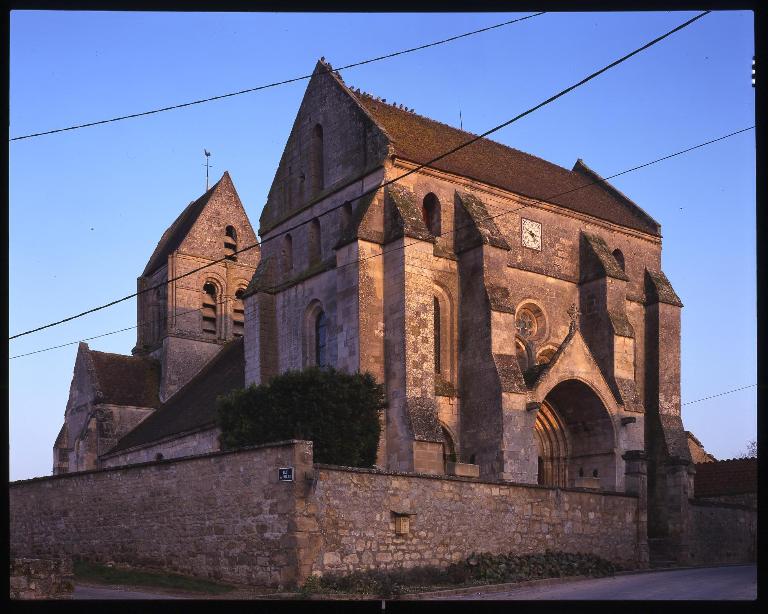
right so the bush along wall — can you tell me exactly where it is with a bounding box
[302,550,622,598]
[217,367,384,467]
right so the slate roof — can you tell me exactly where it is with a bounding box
[351,91,661,236]
[694,458,757,497]
[106,338,245,454]
[89,349,161,408]
[142,174,226,276]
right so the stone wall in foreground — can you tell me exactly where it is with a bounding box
[10,558,74,600]
[10,441,313,588]
[301,465,642,579]
[688,499,757,565]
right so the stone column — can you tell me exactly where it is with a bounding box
[623,450,649,567]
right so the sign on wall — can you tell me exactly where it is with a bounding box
[278,467,294,482]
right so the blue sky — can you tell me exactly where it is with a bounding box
[9,11,755,480]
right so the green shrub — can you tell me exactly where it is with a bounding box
[217,367,384,467]
[301,550,620,596]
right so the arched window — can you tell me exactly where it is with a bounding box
[202,282,218,337]
[433,297,441,375]
[309,219,321,263]
[233,288,245,337]
[340,201,353,234]
[442,426,457,467]
[282,234,293,275]
[515,337,530,372]
[536,347,556,365]
[612,248,625,271]
[224,226,238,261]
[315,310,328,367]
[422,193,441,236]
[311,124,324,195]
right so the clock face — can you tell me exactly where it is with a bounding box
[521,219,542,250]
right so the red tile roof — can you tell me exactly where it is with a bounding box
[353,92,661,236]
[694,458,757,497]
[89,350,161,408]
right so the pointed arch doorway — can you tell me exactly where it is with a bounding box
[535,379,618,490]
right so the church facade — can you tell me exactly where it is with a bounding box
[54,59,702,562]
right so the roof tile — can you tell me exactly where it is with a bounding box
[354,93,660,236]
[694,458,757,497]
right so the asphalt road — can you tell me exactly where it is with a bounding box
[442,565,757,600]
[71,565,757,601]
[73,584,187,599]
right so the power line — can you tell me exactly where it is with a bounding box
[8,10,710,341]
[260,124,754,294]
[682,384,757,406]
[9,297,236,360]
[9,124,752,359]
[9,13,545,142]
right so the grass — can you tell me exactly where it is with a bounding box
[73,559,236,595]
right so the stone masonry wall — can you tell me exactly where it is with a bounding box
[10,441,313,588]
[10,558,74,600]
[302,465,642,579]
[688,499,756,565]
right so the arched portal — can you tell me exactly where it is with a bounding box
[538,379,618,490]
[534,402,568,487]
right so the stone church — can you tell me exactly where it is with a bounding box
[54,59,705,558]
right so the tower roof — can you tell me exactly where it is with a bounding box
[142,171,236,276]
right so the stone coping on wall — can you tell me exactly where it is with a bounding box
[10,440,310,486]
[689,498,756,511]
[313,463,639,499]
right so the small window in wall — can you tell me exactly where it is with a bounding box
[422,193,441,236]
[202,282,218,337]
[224,226,238,261]
[340,201,353,234]
[312,124,325,195]
[612,248,625,271]
[434,297,441,375]
[282,234,293,275]
[233,288,245,337]
[315,310,328,367]
[309,219,321,264]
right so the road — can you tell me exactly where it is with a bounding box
[441,565,757,600]
[71,565,756,600]
[73,584,188,599]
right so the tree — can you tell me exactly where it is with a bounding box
[217,367,384,467]
[738,439,757,459]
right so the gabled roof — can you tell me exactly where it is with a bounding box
[106,337,244,455]
[88,348,161,408]
[694,458,757,497]
[351,90,661,236]
[142,172,233,276]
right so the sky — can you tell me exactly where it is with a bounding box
[8,11,756,480]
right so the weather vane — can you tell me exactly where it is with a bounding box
[204,149,212,190]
